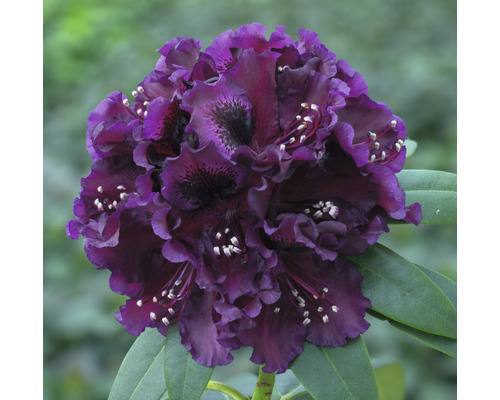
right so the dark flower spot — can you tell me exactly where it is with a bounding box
[176,164,239,208]
[206,98,253,150]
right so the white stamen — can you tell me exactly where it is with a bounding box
[224,228,230,234]
[397,139,404,145]
[97,186,104,193]
[228,235,238,245]
[175,279,182,286]
[112,200,118,208]
[303,116,313,123]
[391,120,397,128]
[302,318,311,326]
[223,246,232,258]
[168,292,176,299]
[300,134,306,143]
[137,86,144,93]
[395,143,401,152]
[120,192,129,200]
[301,103,309,109]
[162,317,170,325]
[304,208,310,214]
[213,246,220,256]
[381,151,386,160]
[150,312,157,320]
[288,137,296,144]
[292,289,299,297]
[331,305,339,313]
[152,296,158,303]
[274,307,280,314]
[137,109,143,116]
[215,232,222,240]
[136,300,143,307]
[162,290,168,297]
[298,302,306,308]
[108,204,113,210]
[122,98,130,107]
[374,142,380,149]
[368,131,377,140]
[297,123,307,131]
[168,308,175,315]
[97,203,104,212]
[325,201,333,207]
[317,306,324,312]
[132,90,138,98]
[313,210,323,219]
[280,144,286,152]
[311,104,319,111]
[370,154,376,163]
[232,246,243,254]
[329,207,339,218]
[94,198,100,206]
[303,311,310,317]
[313,295,318,300]
[143,111,148,117]
[322,315,329,323]
[296,115,302,121]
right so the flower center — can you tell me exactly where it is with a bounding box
[93,184,130,213]
[121,86,152,120]
[136,262,196,326]
[364,120,405,165]
[274,102,322,152]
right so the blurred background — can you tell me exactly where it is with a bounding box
[43,0,456,399]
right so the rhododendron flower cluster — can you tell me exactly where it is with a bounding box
[67,23,421,373]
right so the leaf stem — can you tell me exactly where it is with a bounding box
[205,380,248,400]
[251,365,276,400]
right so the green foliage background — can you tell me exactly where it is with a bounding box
[43,0,456,399]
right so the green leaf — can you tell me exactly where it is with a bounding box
[368,309,457,357]
[373,363,405,400]
[347,244,457,338]
[415,264,457,308]
[404,139,417,158]
[108,328,168,400]
[291,336,379,400]
[164,324,214,400]
[272,370,313,400]
[396,169,457,224]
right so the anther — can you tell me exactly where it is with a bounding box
[302,318,311,326]
[162,317,170,325]
[132,90,138,98]
[301,103,310,109]
[117,185,126,191]
[303,116,313,123]
[120,193,129,200]
[317,306,324,312]
[168,308,175,315]
[136,300,143,307]
[150,312,157,320]
[368,132,377,140]
[322,315,329,323]
[280,144,286,152]
[313,210,323,219]
[232,246,243,254]
[216,232,222,240]
[370,154,376,163]
[374,142,380,149]
[391,120,397,128]
[213,246,220,256]
[137,86,144,93]
[143,101,150,107]
[381,151,386,160]
[311,104,319,111]
[296,115,302,121]
[161,290,168,297]
[97,186,104,193]
[174,279,182,286]
[322,287,329,293]
[300,135,306,143]
[331,305,339,313]
[297,123,306,131]
[304,208,310,214]
[274,307,280,314]
[224,228,230,234]
[152,296,158,303]
[137,109,143,116]
[303,311,309,317]
[112,200,118,208]
[223,246,232,258]
[122,98,130,107]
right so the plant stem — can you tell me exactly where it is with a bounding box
[251,365,276,400]
[205,381,248,400]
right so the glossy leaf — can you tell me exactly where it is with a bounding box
[164,325,214,400]
[404,139,417,158]
[291,336,379,400]
[415,264,457,308]
[396,169,457,224]
[347,244,457,338]
[108,328,168,400]
[272,370,313,400]
[373,363,405,400]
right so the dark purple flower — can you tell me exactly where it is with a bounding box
[67,24,421,373]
